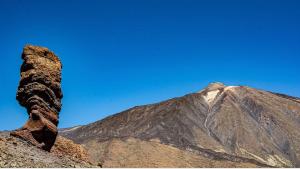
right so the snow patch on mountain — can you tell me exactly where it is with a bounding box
[203,90,220,104]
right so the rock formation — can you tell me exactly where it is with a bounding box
[11,45,63,151]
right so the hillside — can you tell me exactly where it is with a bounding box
[61,82,300,167]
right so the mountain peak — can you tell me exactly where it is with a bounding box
[206,82,226,90]
[60,84,300,167]
[197,82,226,94]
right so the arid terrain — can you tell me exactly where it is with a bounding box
[1,82,299,167]
[1,0,299,167]
[0,132,96,167]
[60,82,300,167]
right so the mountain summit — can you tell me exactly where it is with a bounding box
[61,83,300,167]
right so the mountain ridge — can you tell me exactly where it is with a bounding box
[61,83,300,167]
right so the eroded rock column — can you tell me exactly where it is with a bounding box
[11,45,63,151]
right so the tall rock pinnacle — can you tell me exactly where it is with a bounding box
[11,45,63,151]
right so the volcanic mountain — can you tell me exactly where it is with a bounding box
[60,82,300,167]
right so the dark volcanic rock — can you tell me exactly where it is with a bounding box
[11,45,63,151]
[61,83,300,167]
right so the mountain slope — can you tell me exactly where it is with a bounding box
[61,83,300,167]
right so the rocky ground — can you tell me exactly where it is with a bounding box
[0,132,97,168]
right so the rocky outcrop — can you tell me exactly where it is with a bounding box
[11,45,63,151]
[61,83,300,167]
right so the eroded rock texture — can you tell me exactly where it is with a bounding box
[11,45,63,151]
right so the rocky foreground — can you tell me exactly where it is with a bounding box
[0,132,97,168]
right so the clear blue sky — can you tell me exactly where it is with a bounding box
[0,0,299,130]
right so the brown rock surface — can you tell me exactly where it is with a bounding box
[11,45,63,151]
[51,136,90,162]
[0,132,95,167]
